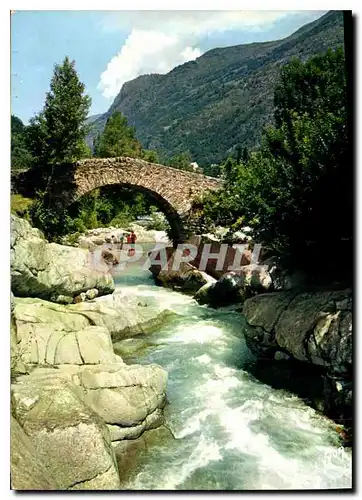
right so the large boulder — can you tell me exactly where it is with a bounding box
[242,289,352,431]
[77,363,167,437]
[261,256,307,290]
[149,238,254,284]
[11,291,170,445]
[156,262,216,294]
[11,416,61,490]
[189,237,253,280]
[14,362,168,445]
[12,292,175,367]
[193,282,215,305]
[11,371,121,490]
[242,289,352,372]
[11,215,115,301]
[195,265,272,307]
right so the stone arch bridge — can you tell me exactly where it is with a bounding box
[14,157,222,243]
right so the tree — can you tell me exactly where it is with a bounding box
[26,56,91,165]
[168,151,192,171]
[258,48,350,271]
[201,47,351,282]
[93,132,101,157]
[94,111,142,158]
[141,149,160,163]
[203,163,221,178]
[11,115,33,171]
[241,147,249,163]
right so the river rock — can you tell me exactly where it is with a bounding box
[260,256,307,290]
[76,236,98,251]
[198,271,247,308]
[11,416,61,490]
[150,239,254,283]
[12,292,174,367]
[86,288,99,300]
[193,282,215,305]
[11,315,28,378]
[113,426,174,487]
[242,289,352,429]
[90,236,105,246]
[196,265,272,307]
[107,409,164,441]
[13,298,122,365]
[11,371,121,490]
[11,215,115,300]
[156,262,216,294]
[243,289,352,371]
[101,248,120,265]
[11,314,169,448]
[13,361,168,444]
[79,363,167,428]
[51,294,73,305]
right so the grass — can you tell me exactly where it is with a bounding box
[11,194,33,219]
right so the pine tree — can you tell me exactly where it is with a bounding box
[95,111,142,158]
[26,56,91,165]
[11,115,34,170]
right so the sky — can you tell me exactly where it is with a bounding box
[11,10,328,124]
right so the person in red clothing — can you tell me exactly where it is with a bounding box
[126,231,137,257]
[130,231,137,245]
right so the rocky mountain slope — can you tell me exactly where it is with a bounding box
[89,11,344,166]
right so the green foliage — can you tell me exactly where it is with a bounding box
[201,47,351,281]
[11,115,24,136]
[141,149,160,163]
[29,182,162,240]
[29,192,74,241]
[11,115,34,171]
[10,194,33,220]
[94,111,142,158]
[202,163,221,178]
[167,151,193,171]
[25,56,91,165]
[145,206,168,231]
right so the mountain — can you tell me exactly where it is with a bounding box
[89,11,344,166]
[86,114,102,124]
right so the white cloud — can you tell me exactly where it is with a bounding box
[98,11,295,99]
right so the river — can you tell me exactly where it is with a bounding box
[110,252,352,491]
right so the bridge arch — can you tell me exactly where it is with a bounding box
[44,157,222,244]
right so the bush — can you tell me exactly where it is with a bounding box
[10,194,33,221]
[145,207,168,231]
[29,193,74,241]
[109,210,134,228]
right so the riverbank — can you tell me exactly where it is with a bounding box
[10,216,174,490]
[61,223,170,250]
[10,217,352,490]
